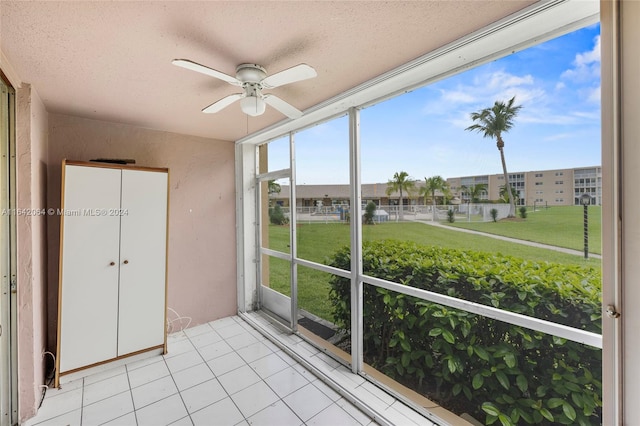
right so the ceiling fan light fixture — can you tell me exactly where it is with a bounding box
[240,95,266,116]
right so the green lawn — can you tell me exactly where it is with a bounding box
[448,205,601,254]
[264,220,601,321]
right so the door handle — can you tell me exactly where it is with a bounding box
[606,304,620,319]
[110,261,116,266]
[123,260,129,265]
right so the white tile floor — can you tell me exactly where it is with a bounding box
[25,314,440,426]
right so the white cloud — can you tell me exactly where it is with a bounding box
[572,110,600,121]
[576,35,601,66]
[427,69,546,125]
[587,85,601,103]
[561,35,601,82]
[486,72,534,90]
[441,90,476,104]
[543,132,577,142]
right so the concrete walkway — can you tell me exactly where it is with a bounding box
[418,220,602,260]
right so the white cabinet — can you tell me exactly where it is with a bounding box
[55,160,168,384]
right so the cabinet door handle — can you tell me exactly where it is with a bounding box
[110,261,116,266]
[123,260,129,265]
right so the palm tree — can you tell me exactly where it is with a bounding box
[460,183,488,203]
[267,180,282,207]
[466,96,522,217]
[268,180,281,195]
[499,184,519,204]
[386,171,416,221]
[420,175,447,221]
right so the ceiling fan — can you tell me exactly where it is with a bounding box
[172,59,317,119]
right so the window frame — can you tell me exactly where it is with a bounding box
[235,0,616,422]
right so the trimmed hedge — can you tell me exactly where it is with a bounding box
[327,240,602,425]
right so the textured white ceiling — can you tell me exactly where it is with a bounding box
[1,1,535,142]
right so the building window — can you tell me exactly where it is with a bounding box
[555,180,564,184]
[535,182,543,186]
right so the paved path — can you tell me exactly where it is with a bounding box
[417,220,602,260]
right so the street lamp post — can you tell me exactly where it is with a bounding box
[580,193,591,259]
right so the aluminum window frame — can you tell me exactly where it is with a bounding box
[236,0,611,422]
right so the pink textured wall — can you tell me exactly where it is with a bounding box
[46,114,237,351]
[16,84,49,422]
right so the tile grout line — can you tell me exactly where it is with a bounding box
[254,357,307,425]
[209,319,315,425]
[79,378,85,426]
[123,364,139,426]
[217,327,278,425]
[185,323,249,425]
[162,351,195,425]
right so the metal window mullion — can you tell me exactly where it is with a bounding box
[0,82,12,424]
[289,132,298,332]
[349,107,363,372]
[364,274,602,349]
[256,168,290,182]
[294,257,351,280]
[253,145,262,310]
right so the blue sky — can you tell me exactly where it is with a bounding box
[270,24,601,185]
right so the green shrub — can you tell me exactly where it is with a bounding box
[519,206,528,219]
[328,240,601,425]
[269,204,288,225]
[364,201,377,225]
[490,208,499,222]
[447,209,455,223]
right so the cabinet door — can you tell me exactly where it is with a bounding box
[59,166,122,372]
[117,169,168,356]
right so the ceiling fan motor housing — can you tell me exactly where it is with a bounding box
[236,64,267,83]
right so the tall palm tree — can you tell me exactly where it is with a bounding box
[420,175,447,221]
[466,96,522,217]
[460,183,488,203]
[386,171,415,221]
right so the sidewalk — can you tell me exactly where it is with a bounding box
[418,220,602,260]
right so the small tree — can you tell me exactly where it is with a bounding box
[364,201,377,225]
[490,208,498,222]
[519,206,527,219]
[269,204,288,225]
[461,183,488,203]
[447,209,455,223]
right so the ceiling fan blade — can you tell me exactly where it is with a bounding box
[263,94,303,119]
[172,59,242,86]
[202,93,244,113]
[261,64,317,89]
